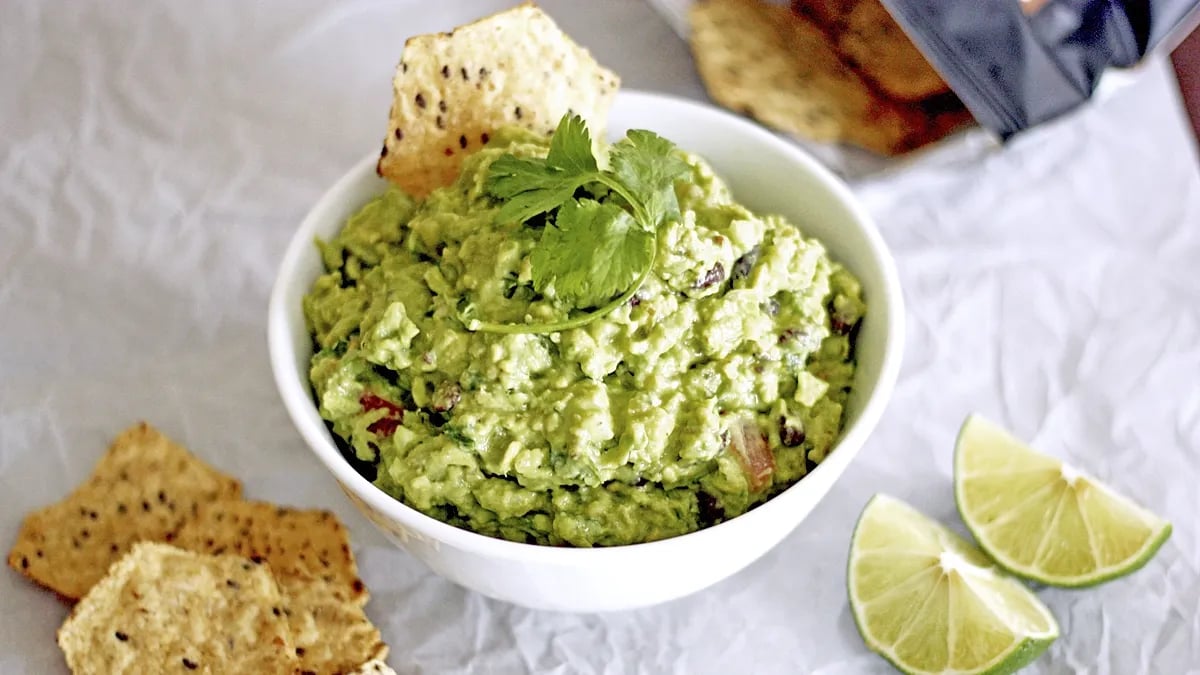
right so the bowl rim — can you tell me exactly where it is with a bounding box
[268,89,905,563]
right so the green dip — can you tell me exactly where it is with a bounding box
[303,127,864,547]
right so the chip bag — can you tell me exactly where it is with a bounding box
[882,0,1200,136]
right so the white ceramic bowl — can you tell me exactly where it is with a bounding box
[269,91,904,612]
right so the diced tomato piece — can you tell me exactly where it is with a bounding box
[361,393,403,436]
[728,418,775,492]
[360,393,403,416]
[367,417,401,436]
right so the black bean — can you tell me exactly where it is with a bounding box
[779,327,808,345]
[731,246,760,281]
[697,492,724,527]
[695,262,725,289]
[779,417,805,447]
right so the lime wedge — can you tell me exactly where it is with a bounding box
[955,414,1172,588]
[849,494,1059,675]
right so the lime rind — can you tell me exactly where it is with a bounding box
[848,495,1059,675]
[954,415,1173,588]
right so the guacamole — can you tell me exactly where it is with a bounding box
[303,127,864,547]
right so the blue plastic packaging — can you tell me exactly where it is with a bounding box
[881,0,1199,136]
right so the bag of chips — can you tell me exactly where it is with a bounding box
[882,0,1200,136]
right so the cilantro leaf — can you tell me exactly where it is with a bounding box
[487,114,601,225]
[475,114,685,333]
[531,199,653,309]
[487,155,584,225]
[546,114,598,174]
[609,129,690,228]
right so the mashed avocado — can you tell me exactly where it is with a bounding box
[303,127,864,547]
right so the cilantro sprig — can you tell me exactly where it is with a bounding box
[464,114,688,334]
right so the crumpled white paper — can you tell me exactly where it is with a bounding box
[1,1,1197,674]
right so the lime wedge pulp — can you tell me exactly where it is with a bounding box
[848,494,1059,675]
[954,414,1172,588]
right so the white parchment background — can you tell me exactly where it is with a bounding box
[1,1,1198,673]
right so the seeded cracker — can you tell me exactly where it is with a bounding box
[377,2,620,197]
[7,422,242,600]
[57,543,296,674]
[689,0,930,155]
[171,501,386,674]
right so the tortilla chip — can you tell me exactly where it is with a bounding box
[57,543,296,674]
[279,577,389,675]
[351,660,399,675]
[171,501,384,674]
[791,0,949,101]
[7,422,242,600]
[689,0,935,155]
[377,2,620,197]
[910,91,976,145]
[170,501,367,605]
